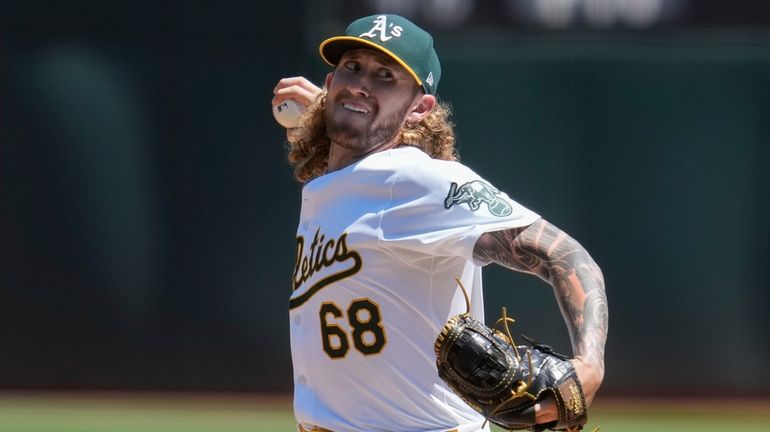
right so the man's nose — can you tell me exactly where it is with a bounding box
[346,74,371,98]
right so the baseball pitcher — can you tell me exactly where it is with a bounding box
[272,14,608,432]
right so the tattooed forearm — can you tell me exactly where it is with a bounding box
[474,218,608,376]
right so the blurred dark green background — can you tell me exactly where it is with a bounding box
[1,0,768,398]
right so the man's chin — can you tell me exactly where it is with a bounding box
[326,111,404,151]
[327,121,365,147]
[326,134,361,151]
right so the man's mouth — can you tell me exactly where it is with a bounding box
[342,102,370,114]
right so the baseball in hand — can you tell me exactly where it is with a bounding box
[272,98,305,128]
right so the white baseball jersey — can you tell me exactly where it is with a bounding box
[290,146,540,432]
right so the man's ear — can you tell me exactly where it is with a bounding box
[324,72,334,89]
[406,94,436,124]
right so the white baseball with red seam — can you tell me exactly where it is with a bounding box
[272,98,305,128]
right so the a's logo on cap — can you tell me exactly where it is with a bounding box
[359,15,404,42]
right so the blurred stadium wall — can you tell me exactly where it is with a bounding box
[1,0,768,397]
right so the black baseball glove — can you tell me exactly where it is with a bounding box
[434,308,588,431]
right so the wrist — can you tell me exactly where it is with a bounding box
[571,358,604,405]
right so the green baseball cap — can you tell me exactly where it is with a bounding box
[319,14,441,95]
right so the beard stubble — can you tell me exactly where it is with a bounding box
[325,96,412,153]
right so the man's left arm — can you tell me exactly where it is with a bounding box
[473,217,608,405]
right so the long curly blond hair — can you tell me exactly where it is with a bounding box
[286,89,458,183]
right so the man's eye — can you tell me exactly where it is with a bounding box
[344,61,360,72]
[377,69,394,79]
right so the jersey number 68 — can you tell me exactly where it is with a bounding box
[319,298,387,359]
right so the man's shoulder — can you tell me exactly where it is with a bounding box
[374,147,483,198]
[384,146,471,177]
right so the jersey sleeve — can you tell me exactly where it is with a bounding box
[378,156,540,263]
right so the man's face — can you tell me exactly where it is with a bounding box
[324,49,420,153]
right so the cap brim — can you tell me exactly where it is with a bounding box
[319,36,422,87]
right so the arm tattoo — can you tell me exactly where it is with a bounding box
[474,219,608,374]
